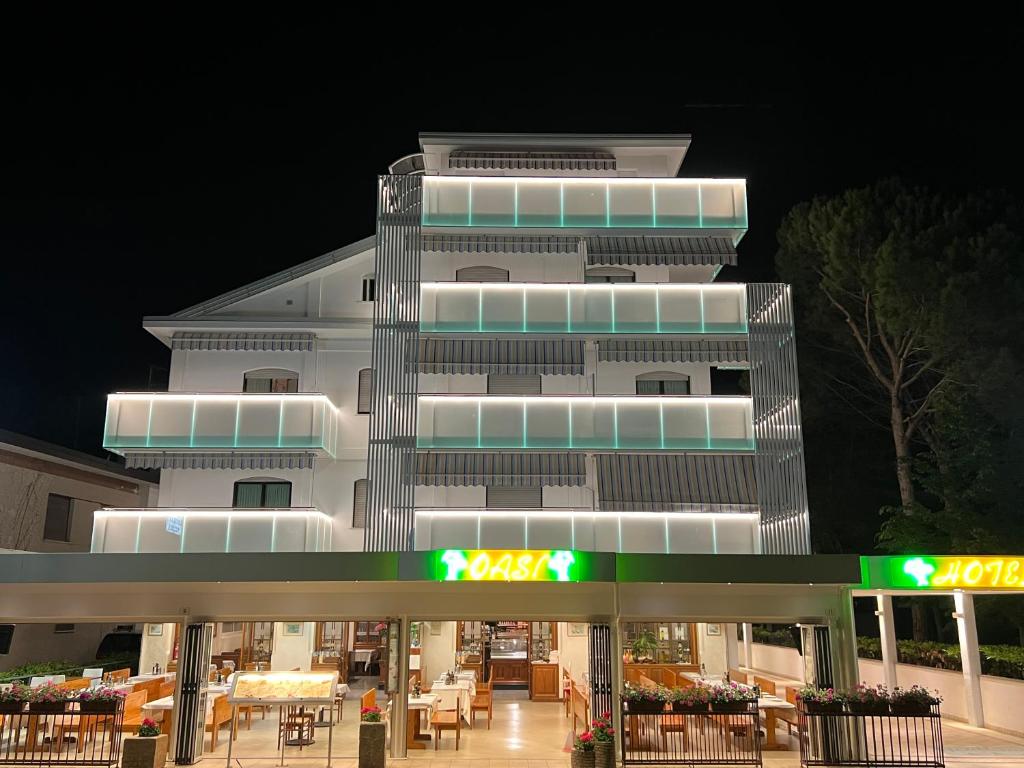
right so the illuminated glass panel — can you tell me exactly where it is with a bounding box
[422,177,748,230]
[416,396,754,451]
[103,393,340,456]
[419,283,748,335]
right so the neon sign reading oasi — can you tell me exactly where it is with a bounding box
[438,550,578,582]
[892,556,1023,589]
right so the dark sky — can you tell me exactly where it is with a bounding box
[2,13,1023,458]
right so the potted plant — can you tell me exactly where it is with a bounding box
[621,685,667,713]
[631,630,659,663]
[890,685,940,716]
[707,682,756,713]
[0,683,27,714]
[27,682,72,713]
[845,683,890,715]
[77,686,125,714]
[359,706,386,768]
[122,719,168,768]
[590,712,616,768]
[797,685,843,714]
[670,684,710,713]
[572,730,596,768]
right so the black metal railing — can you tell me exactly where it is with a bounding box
[0,702,125,766]
[621,704,762,766]
[798,705,944,768]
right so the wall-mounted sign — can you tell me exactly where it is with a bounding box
[864,555,1024,591]
[436,549,579,582]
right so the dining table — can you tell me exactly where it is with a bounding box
[430,678,475,720]
[673,675,796,750]
[406,693,437,750]
[142,684,231,735]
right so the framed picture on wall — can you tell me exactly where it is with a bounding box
[147,624,163,636]
[706,623,722,636]
[282,622,304,637]
[567,622,588,637]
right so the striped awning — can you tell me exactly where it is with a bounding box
[124,452,317,470]
[586,236,737,266]
[412,452,586,487]
[414,339,585,375]
[596,454,758,507]
[598,339,749,364]
[421,233,581,254]
[170,332,315,352]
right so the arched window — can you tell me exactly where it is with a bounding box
[352,479,368,528]
[636,371,690,396]
[456,265,509,282]
[243,369,299,393]
[233,479,292,508]
[361,275,376,302]
[357,368,373,414]
[585,266,635,283]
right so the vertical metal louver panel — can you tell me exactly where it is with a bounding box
[455,265,509,282]
[588,624,613,721]
[366,174,422,552]
[358,369,373,414]
[485,486,542,508]
[174,622,213,765]
[352,479,368,528]
[487,374,542,395]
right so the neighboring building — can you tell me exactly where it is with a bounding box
[0,429,157,670]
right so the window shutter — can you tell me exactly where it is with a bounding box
[456,266,510,282]
[233,483,265,508]
[358,369,373,414]
[663,378,690,395]
[487,374,542,395]
[636,379,661,395]
[486,487,542,508]
[352,479,368,528]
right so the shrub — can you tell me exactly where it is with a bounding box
[574,731,595,752]
[796,686,839,704]
[856,638,1024,680]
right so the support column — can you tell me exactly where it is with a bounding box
[953,592,985,727]
[875,595,898,689]
[828,589,860,693]
[390,617,410,758]
[725,623,740,673]
[742,622,753,669]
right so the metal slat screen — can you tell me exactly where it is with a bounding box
[747,283,811,554]
[366,175,422,551]
[174,622,213,765]
[589,623,613,720]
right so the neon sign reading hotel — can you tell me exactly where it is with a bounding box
[883,555,1024,590]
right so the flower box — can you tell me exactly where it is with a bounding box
[626,699,665,713]
[847,701,889,715]
[122,734,168,768]
[79,700,120,714]
[890,702,932,716]
[671,701,708,713]
[0,701,24,714]
[28,701,68,714]
[803,701,844,714]
[358,721,386,768]
[710,701,751,713]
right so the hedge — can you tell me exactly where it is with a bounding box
[0,655,138,684]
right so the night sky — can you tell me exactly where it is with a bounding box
[3,13,1023,461]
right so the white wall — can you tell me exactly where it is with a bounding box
[418,621,456,684]
[270,623,315,672]
[696,624,728,676]
[138,624,176,672]
[557,622,589,688]
[741,642,806,681]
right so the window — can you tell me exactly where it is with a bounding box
[585,266,635,283]
[357,369,373,414]
[43,494,73,542]
[361,275,376,302]
[636,371,690,395]
[456,265,509,282]
[352,479,368,528]
[486,487,542,508]
[54,623,75,634]
[233,480,292,508]
[487,374,542,395]
[220,622,243,634]
[243,369,298,393]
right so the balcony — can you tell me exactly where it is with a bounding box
[103,393,340,456]
[422,176,748,232]
[413,508,760,554]
[420,282,748,335]
[416,395,754,452]
[91,508,333,553]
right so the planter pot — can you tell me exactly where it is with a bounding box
[710,701,751,713]
[122,734,168,768]
[672,702,708,713]
[28,701,68,714]
[626,699,665,714]
[79,700,119,714]
[890,703,932,716]
[803,702,844,714]
[359,721,386,768]
[847,702,889,716]
[571,749,596,768]
[594,740,615,768]
[0,701,24,714]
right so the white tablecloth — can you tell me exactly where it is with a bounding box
[142,685,230,713]
[429,680,474,718]
[352,650,373,671]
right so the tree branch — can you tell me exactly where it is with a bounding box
[820,284,894,390]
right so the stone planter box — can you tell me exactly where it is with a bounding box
[122,734,169,768]
[359,721,386,768]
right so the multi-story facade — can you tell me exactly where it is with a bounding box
[96,133,809,559]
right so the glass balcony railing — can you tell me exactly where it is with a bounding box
[420,282,748,334]
[91,508,333,553]
[422,176,747,230]
[103,393,340,456]
[416,395,754,451]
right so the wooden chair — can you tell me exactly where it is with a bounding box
[562,669,572,717]
[775,687,799,737]
[361,688,376,710]
[205,694,235,751]
[158,681,175,699]
[469,680,492,729]
[637,673,658,690]
[106,668,131,684]
[116,691,148,732]
[431,709,460,750]
[661,669,677,688]
[132,678,162,703]
[728,668,747,685]
[244,662,258,671]
[753,676,776,696]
